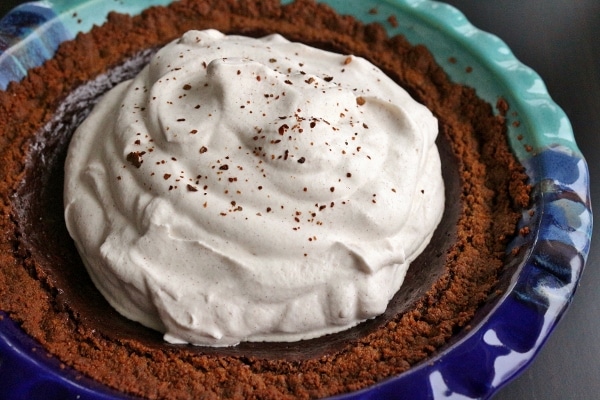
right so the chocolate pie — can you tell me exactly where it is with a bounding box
[0,0,529,398]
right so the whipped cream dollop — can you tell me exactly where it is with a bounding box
[64,30,444,346]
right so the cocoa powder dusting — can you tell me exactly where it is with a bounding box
[0,0,530,399]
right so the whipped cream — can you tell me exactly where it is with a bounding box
[64,30,444,346]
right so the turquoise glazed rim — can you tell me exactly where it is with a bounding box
[0,1,592,399]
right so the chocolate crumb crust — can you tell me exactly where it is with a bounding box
[0,0,530,399]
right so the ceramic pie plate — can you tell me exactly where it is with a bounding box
[0,1,592,399]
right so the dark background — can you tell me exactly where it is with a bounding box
[2,1,599,399]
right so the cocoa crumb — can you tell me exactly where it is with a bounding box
[126,151,144,168]
[278,124,289,135]
[520,226,531,236]
[496,97,509,116]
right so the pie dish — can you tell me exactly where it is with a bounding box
[0,1,592,399]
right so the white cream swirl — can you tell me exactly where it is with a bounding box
[64,30,444,346]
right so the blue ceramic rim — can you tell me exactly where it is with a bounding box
[0,1,592,399]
